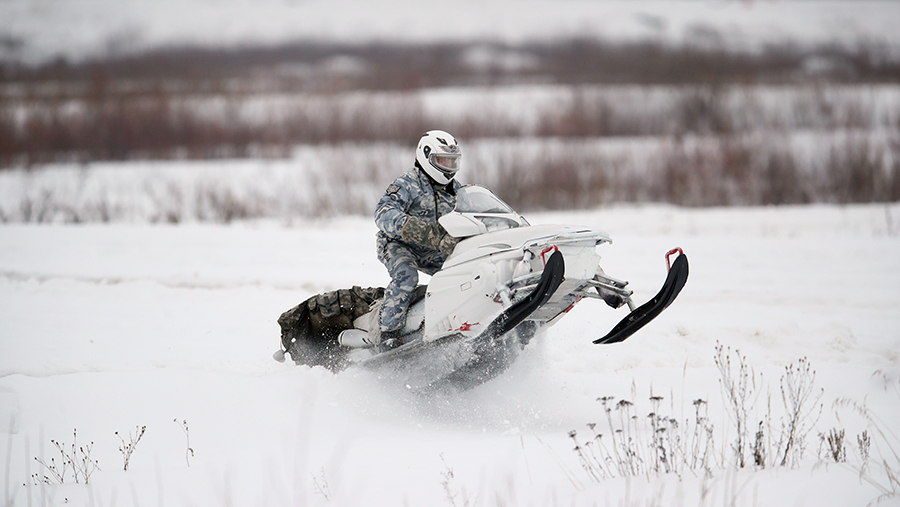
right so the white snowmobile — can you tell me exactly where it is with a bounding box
[275,185,688,393]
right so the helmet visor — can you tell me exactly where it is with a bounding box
[430,153,461,173]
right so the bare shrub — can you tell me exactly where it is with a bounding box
[116,425,146,472]
[19,189,56,222]
[717,140,756,205]
[446,108,523,140]
[569,426,612,482]
[715,342,762,468]
[488,147,621,211]
[648,395,676,475]
[82,199,116,223]
[570,391,715,482]
[5,66,898,175]
[654,142,715,207]
[1,87,428,167]
[439,454,473,507]
[311,467,332,501]
[889,137,900,202]
[643,135,894,208]
[819,428,847,463]
[752,421,767,468]
[194,185,255,223]
[676,86,732,136]
[759,149,810,205]
[775,358,823,468]
[0,104,17,166]
[535,88,621,138]
[2,127,895,223]
[568,350,894,506]
[857,430,871,465]
[3,63,897,214]
[536,156,581,209]
[688,399,716,474]
[174,419,194,467]
[833,395,900,502]
[570,396,645,480]
[32,429,100,485]
[825,139,888,203]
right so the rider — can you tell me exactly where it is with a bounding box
[373,130,463,349]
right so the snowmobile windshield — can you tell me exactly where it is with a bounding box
[454,185,516,214]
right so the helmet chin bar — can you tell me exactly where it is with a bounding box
[418,158,458,185]
[424,166,456,185]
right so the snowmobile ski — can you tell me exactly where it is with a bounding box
[593,252,689,345]
[491,249,565,337]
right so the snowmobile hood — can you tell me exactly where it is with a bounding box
[441,224,611,269]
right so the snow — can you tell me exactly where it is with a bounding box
[1,202,899,506]
[3,0,900,64]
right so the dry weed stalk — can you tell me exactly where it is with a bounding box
[32,429,100,485]
[116,425,146,471]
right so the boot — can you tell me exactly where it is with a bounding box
[377,329,403,352]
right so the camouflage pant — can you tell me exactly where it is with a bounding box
[377,240,443,333]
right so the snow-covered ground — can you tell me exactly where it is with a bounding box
[1,202,899,506]
[3,0,900,64]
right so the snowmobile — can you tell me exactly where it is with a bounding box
[275,185,688,393]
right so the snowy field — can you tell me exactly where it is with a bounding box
[1,202,899,506]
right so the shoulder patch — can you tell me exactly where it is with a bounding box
[386,184,400,194]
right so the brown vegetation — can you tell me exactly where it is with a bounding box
[2,39,899,216]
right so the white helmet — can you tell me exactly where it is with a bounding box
[416,130,461,185]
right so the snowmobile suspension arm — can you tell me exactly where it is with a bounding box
[583,277,636,311]
[574,289,636,312]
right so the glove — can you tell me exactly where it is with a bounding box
[401,216,458,255]
[400,216,442,250]
[439,234,459,256]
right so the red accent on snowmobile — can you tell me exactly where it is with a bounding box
[540,245,558,266]
[666,247,684,271]
[563,295,583,314]
[453,322,480,332]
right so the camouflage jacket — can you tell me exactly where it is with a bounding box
[375,165,461,257]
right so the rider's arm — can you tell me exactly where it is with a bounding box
[375,180,414,240]
[375,177,446,251]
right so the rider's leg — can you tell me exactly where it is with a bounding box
[376,242,420,345]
